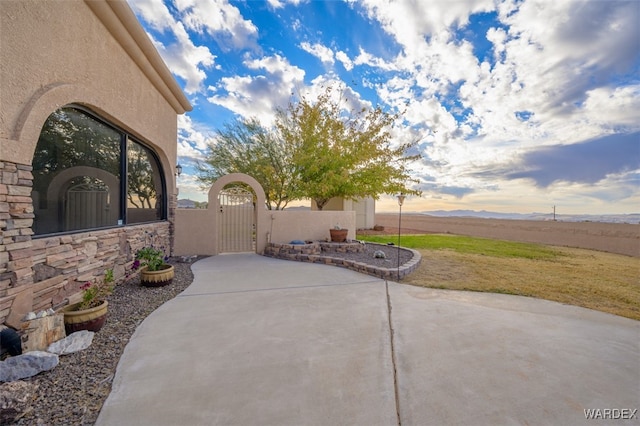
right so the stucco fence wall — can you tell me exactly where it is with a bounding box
[174,209,356,256]
[375,213,640,257]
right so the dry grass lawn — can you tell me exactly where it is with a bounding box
[359,234,640,321]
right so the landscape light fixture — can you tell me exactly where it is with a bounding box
[176,164,183,177]
[397,193,405,281]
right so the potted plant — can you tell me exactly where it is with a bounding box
[62,269,114,334]
[329,225,348,243]
[134,246,174,287]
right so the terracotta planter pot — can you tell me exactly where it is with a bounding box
[329,229,348,242]
[62,300,108,334]
[140,264,175,287]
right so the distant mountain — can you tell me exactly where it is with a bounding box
[415,210,640,224]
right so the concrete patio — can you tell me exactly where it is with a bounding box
[97,253,639,425]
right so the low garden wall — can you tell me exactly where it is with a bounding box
[264,241,421,280]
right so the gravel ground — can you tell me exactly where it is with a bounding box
[12,258,199,426]
[10,247,414,425]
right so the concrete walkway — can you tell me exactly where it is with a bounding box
[97,254,639,426]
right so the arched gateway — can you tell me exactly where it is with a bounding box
[208,173,268,255]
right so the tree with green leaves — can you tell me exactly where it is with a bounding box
[276,85,421,210]
[197,118,298,210]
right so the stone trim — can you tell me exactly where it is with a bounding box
[0,158,173,324]
[264,242,421,281]
[1,223,171,325]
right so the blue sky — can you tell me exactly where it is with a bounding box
[127,0,640,214]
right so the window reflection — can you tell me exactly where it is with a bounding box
[32,107,165,236]
[127,141,163,223]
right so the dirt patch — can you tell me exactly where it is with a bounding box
[371,214,639,257]
[408,250,472,286]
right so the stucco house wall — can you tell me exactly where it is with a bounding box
[0,0,190,325]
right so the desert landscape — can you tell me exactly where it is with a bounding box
[373,213,640,257]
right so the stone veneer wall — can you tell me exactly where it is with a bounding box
[0,160,172,325]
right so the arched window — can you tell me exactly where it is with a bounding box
[32,107,166,236]
[126,140,164,224]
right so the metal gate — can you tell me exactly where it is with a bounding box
[65,180,111,231]
[218,186,255,253]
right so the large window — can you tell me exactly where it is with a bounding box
[32,107,166,236]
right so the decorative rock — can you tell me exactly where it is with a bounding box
[373,250,387,259]
[18,314,66,352]
[290,240,306,245]
[47,330,94,355]
[0,351,59,382]
[0,381,38,424]
[23,312,36,321]
[180,255,198,263]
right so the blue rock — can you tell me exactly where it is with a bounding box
[0,351,59,382]
[290,240,306,245]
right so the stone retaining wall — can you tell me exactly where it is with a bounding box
[1,223,171,325]
[264,242,421,281]
[318,242,365,254]
[0,160,172,325]
[264,242,321,257]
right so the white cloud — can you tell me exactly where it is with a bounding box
[354,0,638,152]
[127,0,175,31]
[174,0,259,50]
[207,54,306,125]
[581,85,640,130]
[497,0,640,116]
[128,0,216,94]
[335,51,354,71]
[306,75,371,112]
[300,42,335,66]
[176,172,209,202]
[150,23,216,94]
[267,0,306,9]
[291,18,302,32]
[356,0,494,53]
[177,114,212,162]
[353,47,398,71]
